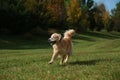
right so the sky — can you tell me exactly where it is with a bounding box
[94,0,120,12]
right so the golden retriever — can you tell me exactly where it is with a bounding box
[48,29,75,64]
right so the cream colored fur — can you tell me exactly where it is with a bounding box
[48,29,75,64]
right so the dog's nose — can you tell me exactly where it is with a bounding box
[48,38,51,42]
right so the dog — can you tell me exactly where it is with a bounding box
[48,29,75,64]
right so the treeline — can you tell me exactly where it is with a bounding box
[0,0,120,34]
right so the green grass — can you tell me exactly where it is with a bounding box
[0,31,120,80]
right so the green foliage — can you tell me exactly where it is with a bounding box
[112,2,120,17]
[47,0,67,29]
[24,0,51,29]
[66,0,82,29]
[0,0,119,34]
[0,0,51,34]
[0,0,31,34]
[111,2,120,32]
[89,3,111,31]
[66,0,94,32]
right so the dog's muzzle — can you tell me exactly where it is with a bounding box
[48,38,56,45]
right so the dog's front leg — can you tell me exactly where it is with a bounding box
[49,52,58,64]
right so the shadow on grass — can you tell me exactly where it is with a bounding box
[84,31,120,39]
[74,35,95,42]
[68,59,112,66]
[74,31,120,41]
[1,31,120,49]
[0,35,51,50]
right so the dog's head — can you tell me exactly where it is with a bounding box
[48,33,62,45]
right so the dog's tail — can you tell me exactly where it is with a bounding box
[64,29,75,39]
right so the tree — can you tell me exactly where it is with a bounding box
[0,0,27,34]
[112,2,120,17]
[102,11,111,31]
[66,0,94,32]
[0,0,52,34]
[79,0,94,32]
[47,0,67,29]
[24,0,51,29]
[89,3,110,31]
[111,2,120,32]
[66,0,82,30]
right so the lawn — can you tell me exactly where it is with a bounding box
[0,31,120,80]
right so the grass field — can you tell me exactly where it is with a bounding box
[0,31,120,80]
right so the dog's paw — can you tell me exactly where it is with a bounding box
[59,62,64,65]
[48,61,53,64]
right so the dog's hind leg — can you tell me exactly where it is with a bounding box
[49,52,58,64]
[60,55,66,65]
[64,55,69,63]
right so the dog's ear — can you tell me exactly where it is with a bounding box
[58,34,62,41]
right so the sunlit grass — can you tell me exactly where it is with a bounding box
[0,31,120,80]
